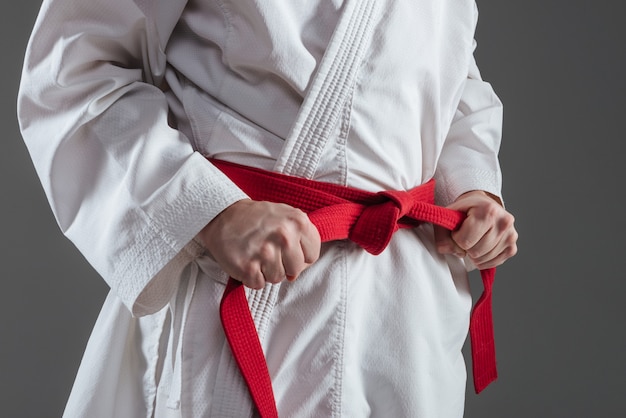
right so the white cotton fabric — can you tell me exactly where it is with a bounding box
[18,0,504,417]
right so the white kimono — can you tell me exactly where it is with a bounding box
[18,0,503,416]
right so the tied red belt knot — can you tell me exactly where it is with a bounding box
[210,159,497,418]
[349,189,426,255]
[309,187,464,256]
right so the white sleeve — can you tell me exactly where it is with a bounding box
[435,45,504,207]
[18,0,247,316]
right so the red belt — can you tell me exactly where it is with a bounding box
[212,159,497,418]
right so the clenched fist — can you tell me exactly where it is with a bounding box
[435,190,518,270]
[200,199,321,289]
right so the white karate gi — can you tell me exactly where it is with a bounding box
[18,0,504,416]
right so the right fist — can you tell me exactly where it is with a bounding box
[199,199,321,289]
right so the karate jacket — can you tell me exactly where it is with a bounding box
[18,0,504,416]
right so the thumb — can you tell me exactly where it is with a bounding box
[433,225,466,258]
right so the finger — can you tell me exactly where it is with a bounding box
[464,212,517,260]
[451,213,492,252]
[473,245,517,270]
[470,231,518,269]
[434,225,466,257]
[259,243,286,284]
[470,242,504,268]
[261,263,286,285]
[462,226,500,260]
[299,217,321,264]
[281,235,307,281]
[238,261,266,290]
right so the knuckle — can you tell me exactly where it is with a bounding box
[258,242,274,260]
[451,231,471,250]
[505,231,519,247]
[455,238,471,251]
[303,248,320,264]
[242,263,258,280]
[506,244,518,258]
[274,224,290,241]
[268,274,285,284]
[291,209,309,227]
[483,203,500,221]
[284,256,304,275]
[467,248,480,259]
[499,213,515,229]
[264,275,278,284]
[240,271,263,289]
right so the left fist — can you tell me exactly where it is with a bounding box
[434,191,518,270]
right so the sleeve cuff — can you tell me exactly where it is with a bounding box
[110,151,248,316]
[435,166,502,207]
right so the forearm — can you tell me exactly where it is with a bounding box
[435,53,504,206]
[18,0,247,315]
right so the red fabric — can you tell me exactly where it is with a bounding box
[212,159,497,417]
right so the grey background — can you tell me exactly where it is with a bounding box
[2,1,624,417]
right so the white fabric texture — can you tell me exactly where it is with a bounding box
[18,0,504,417]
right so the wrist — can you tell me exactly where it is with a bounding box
[457,190,503,207]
